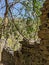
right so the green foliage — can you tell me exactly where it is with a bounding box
[0,17,2,24]
[0,0,45,51]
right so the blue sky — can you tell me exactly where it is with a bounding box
[0,0,5,17]
[0,0,45,18]
[0,0,25,18]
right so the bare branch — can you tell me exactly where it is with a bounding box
[9,0,20,8]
